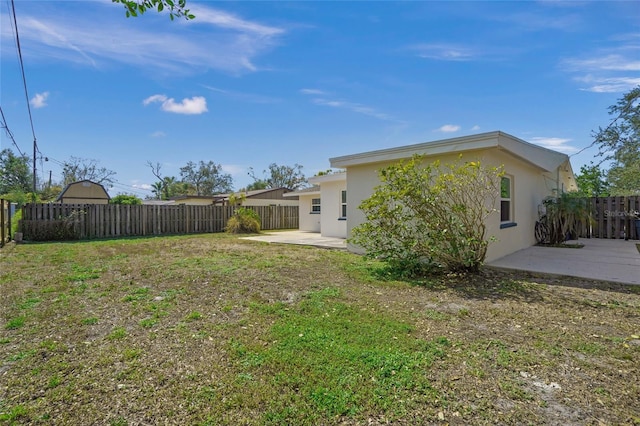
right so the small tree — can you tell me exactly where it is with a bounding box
[350,156,503,275]
[110,194,142,205]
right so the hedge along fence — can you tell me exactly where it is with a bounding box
[19,203,299,241]
[1,199,11,248]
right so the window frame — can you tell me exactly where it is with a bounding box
[500,175,515,227]
[311,198,321,214]
[339,190,347,219]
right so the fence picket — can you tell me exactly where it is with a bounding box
[19,203,299,241]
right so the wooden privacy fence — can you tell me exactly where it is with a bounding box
[577,196,640,239]
[19,203,298,241]
[1,199,11,248]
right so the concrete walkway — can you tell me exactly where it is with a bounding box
[487,238,640,285]
[241,230,347,250]
[243,231,639,286]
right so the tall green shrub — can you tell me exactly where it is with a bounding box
[350,156,503,275]
[542,193,590,244]
[226,207,261,234]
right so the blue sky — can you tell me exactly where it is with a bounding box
[1,1,639,197]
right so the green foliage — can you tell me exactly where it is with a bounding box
[0,149,32,194]
[542,192,591,244]
[350,156,503,275]
[110,194,142,205]
[180,160,233,196]
[226,208,261,234]
[575,163,609,197]
[249,163,307,190]
[593,86,640,195]
[112,0,195,20]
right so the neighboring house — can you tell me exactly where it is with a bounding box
[170,187,299,207]
[142,199,176,206]
[169,195,224,205]
[57,180,110,204]
[307,131,577,262]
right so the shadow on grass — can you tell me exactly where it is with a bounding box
[357,260,639,299]
[355,262,546,303]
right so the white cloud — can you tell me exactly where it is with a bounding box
[438,124,461,133]
[143,94,208,115]
[563,54,640,72]
[4,4,285,74]
[203,85,281,104]
[574,75,640,93]
[311,97,393,121]
[143,94,168,106]
[530,137,578,153]
[561,40,640,93]
[150,131,166,138]
[30,91,49,108]
[132,183,153,191]
[299,88,326,95]
[410,43,477,61]
[471,125,481,131]
[189,6,284,37]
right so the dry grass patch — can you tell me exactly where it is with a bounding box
[0,234,639,425]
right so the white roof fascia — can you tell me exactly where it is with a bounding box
[329,131,569,173]
[283,190,320,197]
[308,172,347,185]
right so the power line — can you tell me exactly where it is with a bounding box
[9,0,39,192]
[0,106,26,157]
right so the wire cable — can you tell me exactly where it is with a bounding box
[0,106,26,157]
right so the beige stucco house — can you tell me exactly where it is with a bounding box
[57,180,110,204]
[297,131,577,262]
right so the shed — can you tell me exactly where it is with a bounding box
[57,180,110,204]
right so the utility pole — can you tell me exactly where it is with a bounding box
[32,138,37,194]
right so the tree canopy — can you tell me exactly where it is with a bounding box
[574,163,609,197]
[111,0,194,20]
[593,86,640,195]
[61,157,116,188]
[180,161,233,196]
[110,194,143,205]
[0,148,32,195]
[248,163,307,190]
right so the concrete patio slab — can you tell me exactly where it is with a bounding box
[243,231,639,286]
[241,231,347,250]
[487,238,640,285]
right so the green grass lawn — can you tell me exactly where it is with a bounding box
[1,234,639,425]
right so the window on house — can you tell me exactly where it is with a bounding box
[311,198,321,213]
[500,176,512,222]
[340,190,347,218]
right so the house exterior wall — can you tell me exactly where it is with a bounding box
[242,199,299,207]
[344,149,573,262]
[173,197,217,205]
[319,179,347,238]
[297,194,321,232]
[58,181,109,204]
